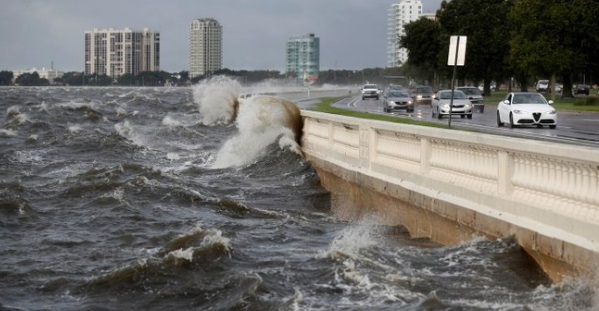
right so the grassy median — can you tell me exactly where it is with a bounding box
[310,97,447,128]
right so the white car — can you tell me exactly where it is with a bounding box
[536,80,549,92]
[361,84,380,100]
[496,92,557,129]
[431,90,473,119]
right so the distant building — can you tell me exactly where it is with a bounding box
[13,67,64,83]
[387,0,423,67]
[84,28,160,78]
[286,33,319,84]
[421,12,437,21]
[189,18,223,79]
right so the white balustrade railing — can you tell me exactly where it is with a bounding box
[301,110,599,254]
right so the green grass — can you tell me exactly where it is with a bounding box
[310,97,447,128]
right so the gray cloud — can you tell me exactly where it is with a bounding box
[0,0,442,72]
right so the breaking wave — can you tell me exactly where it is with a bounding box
[192,76,303,168]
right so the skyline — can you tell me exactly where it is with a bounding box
[0,0,443,73]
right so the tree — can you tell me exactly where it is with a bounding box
[437,0,513,95]
[86,74,112,86]
[509,0,599,98]
[62,72,85,86]
[15,72,49,86]
[399,17,443,87]
[0,71,13,85]
[117,73,136,86]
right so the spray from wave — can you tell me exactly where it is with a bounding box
[192,76,303,168]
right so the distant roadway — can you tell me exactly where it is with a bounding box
[333,96,599,148]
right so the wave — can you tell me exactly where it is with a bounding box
[192,76,303,168]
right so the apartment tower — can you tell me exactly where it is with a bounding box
[189,18,223,79]
[85,28,160,77]
[387,0,423,67]
[286,33,320,84]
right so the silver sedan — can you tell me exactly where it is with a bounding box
[431,90,473,119]
[383,90,414,113]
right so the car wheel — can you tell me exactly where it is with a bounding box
[460,115,465,119]
[549,125,556,129]
[362,97,365,100]
[431,108,436,118]
[467,114,472,119]
[496,111,503,127]
[437,108,443,119]
[509,113,514,128]
[376,96,379,100]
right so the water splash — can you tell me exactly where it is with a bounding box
[193,76,303,168]
[193,75,241,125]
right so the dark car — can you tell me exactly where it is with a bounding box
[411,85,434,105]
[574,84,590,96]
[457,86,485,113]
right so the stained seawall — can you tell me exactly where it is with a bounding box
[300,110,599,283]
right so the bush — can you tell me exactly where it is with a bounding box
[573,97,599,106]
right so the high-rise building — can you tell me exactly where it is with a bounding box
[387,0,423,67]
[286,33,319,84]
[189,18,223,79]
[85,28,160,77]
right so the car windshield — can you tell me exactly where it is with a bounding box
[364,85,377,89]
[459,88,480,96]
[439,91,466,100]
[388,91,410,98]
[512,94,547,104]
[415,86,432,94]
[389,85,405,90]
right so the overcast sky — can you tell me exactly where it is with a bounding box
[0,0,443,73]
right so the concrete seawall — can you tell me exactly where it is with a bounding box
[300,110,599,283]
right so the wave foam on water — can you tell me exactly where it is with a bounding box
[193,76,303,168]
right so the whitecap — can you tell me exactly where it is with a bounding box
[0,128,17,137]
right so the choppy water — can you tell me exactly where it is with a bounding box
[0,78,597,310]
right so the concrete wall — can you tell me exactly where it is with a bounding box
[300,110,599,282]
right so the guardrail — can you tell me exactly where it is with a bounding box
[301,110,599,282]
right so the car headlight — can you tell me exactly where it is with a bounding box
[465,104,471,108]
[548,110,556,115]
[513,109,522,114]
[417,95,423,100]
[408,100,413,105]
[431,94,436,99]
[443,104,450,109]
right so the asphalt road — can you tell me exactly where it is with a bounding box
[333,96,599,148]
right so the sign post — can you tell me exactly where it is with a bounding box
[447,36,467,128]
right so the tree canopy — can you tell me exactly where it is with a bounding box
[0,71,13,85]
[399,0,599,97]
[400,17,442,86]
[509,0,599,97]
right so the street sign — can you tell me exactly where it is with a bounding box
[448,36,467,66]
[447,35,467,128]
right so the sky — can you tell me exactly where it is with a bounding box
[0,0,443,73]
